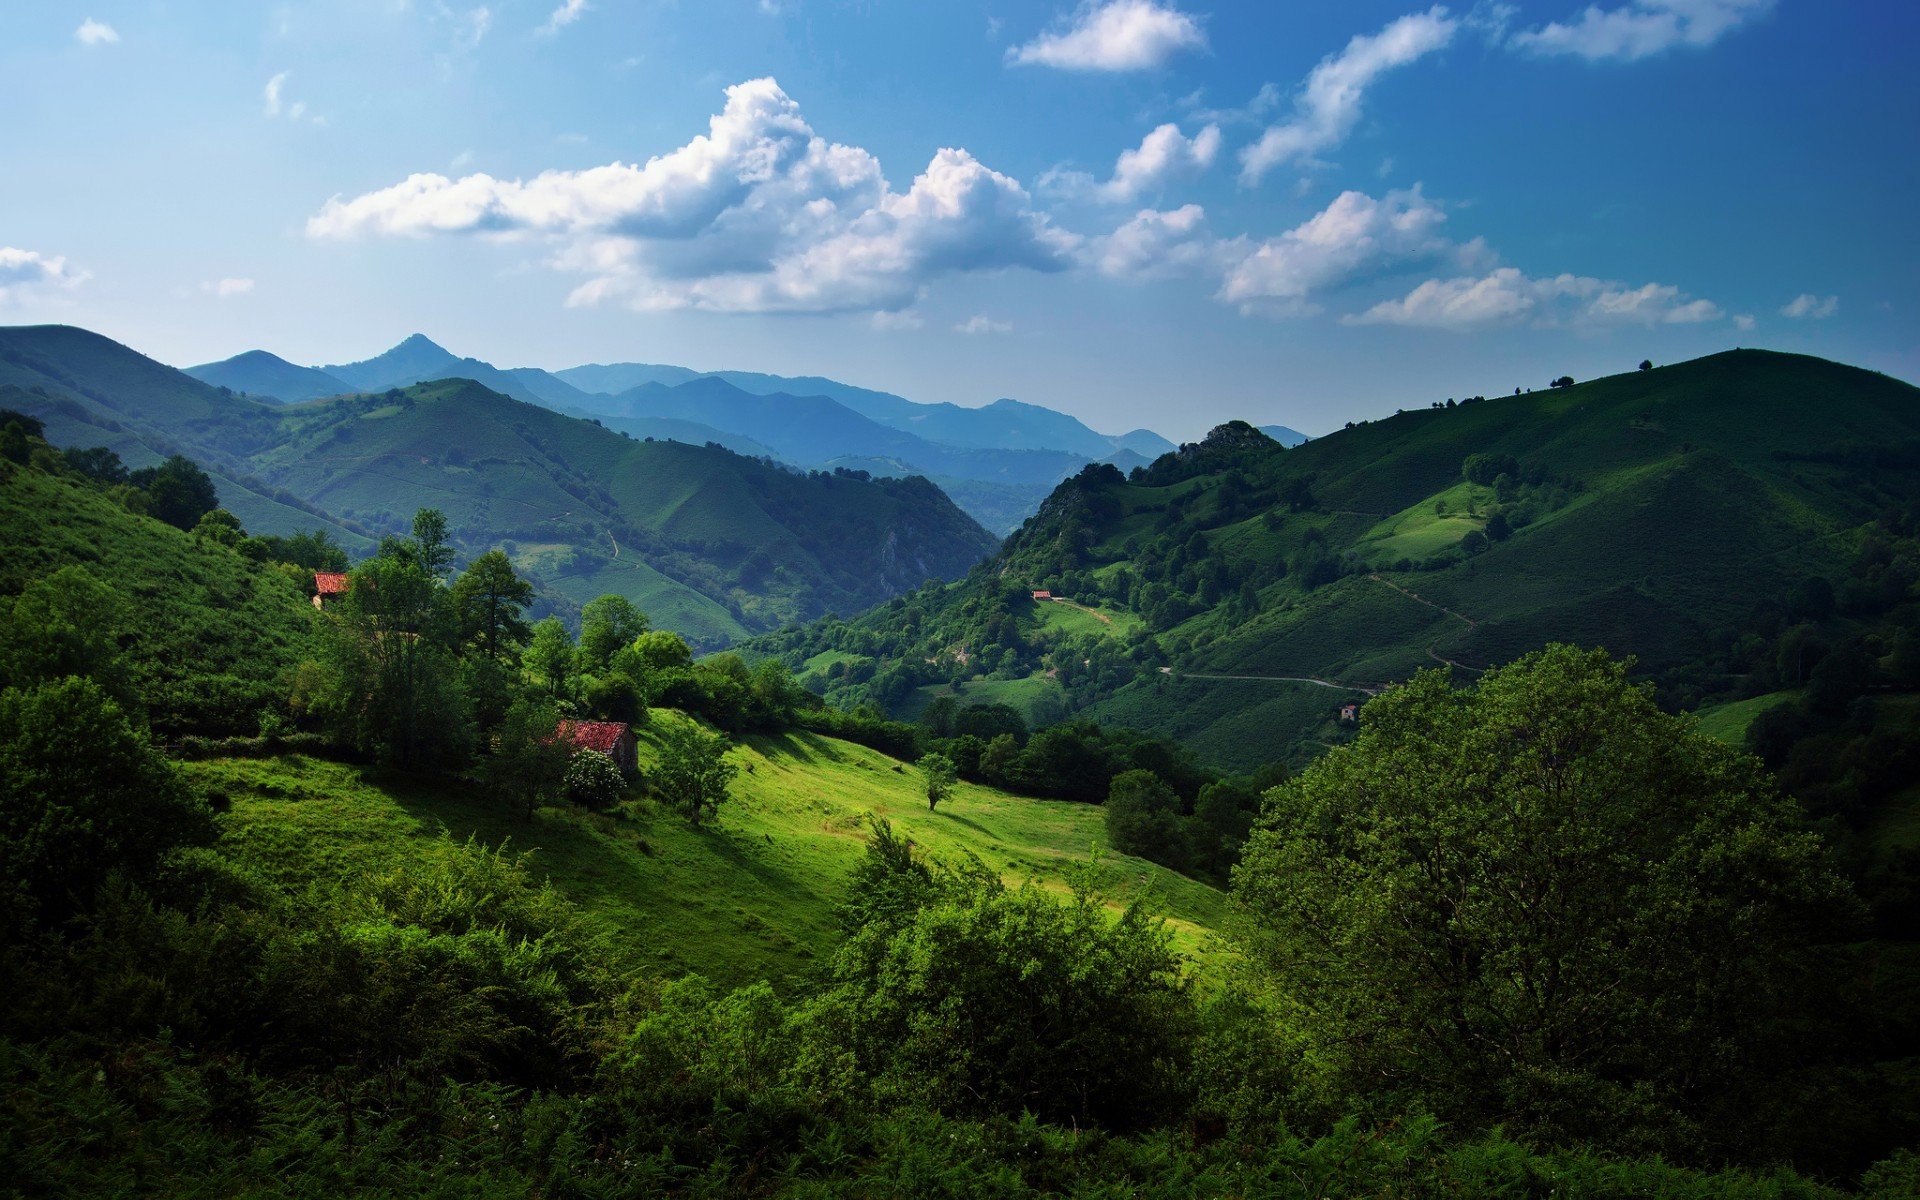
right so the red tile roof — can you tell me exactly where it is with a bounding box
[1031,590,1052,600]
[314,572,352,596]
[556,720,630,755]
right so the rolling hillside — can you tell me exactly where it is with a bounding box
[246,378,999,643]
[0,439,316,734]
[747,350,1920,768]
[3,326,1001,647]
[195,712,1229,990]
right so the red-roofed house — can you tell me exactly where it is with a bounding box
[313,572,351,609]
[555,719,638,775]
[1031,590,1052,601]
[1338,703,1359,723]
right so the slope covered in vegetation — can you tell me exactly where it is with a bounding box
[752,350,1920,767]
[2,326,1002,648]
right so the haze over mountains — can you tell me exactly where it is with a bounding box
[187,334,1192,533]
[5,324,997,647]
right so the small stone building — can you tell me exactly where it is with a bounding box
[555,719,639,775]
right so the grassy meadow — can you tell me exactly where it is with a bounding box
[195,712,1231,991]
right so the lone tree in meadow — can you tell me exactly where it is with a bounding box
[919,751,957,811]
[1233,645,1858,1157]
[654,719,737,825]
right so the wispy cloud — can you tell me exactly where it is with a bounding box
[201,278,256,298]
[1349,267,1723,331]
[75,18,119,46]
[263,71,323,123]
[1240,7,1458,185]
[308,78,1077,316]
[1779,292,1838,319]
[955,314,1013,335]
[1007,1,1205,72]
[538,0,588,36]
[1510,0,1774,62]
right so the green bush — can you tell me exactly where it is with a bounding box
[564,748,626,810]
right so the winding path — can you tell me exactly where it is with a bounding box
[1158,666,1383,696]
[1367,573,1487,674]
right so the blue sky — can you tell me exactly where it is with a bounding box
[2,1,1913,441]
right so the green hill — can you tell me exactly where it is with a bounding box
[184,349,354,404]
[748,350,1920,768]
[1,327,1001,649]
[0,443,315,735]
[246,378,999,642]
[193,712,1229,990]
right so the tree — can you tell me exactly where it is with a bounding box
[979,732,1023,787]
[1105,769,1186,868]
[1233,645,1857,1156]
[575,594,649,675]
[1550,375,1575,389]
[297,554,471,769]
[411,508,455,581]
[479,695,569,822]
[0,678,213,926]
[919,751,958,811]
[654,720,737,824]
[1640,359,1654,371]
[451,550,535,661]
[131,455,218,530]
[811,836,1194,1131]
[524,617,575,699]
[192,508,245,546]
[0,566,133,708]
[62,445,128,484]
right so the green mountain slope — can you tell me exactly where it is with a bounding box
[0,446,315,735]
[2,327,1000,647]
[193,713,1228,989]
[184,349,354,403]
[248,378,1000,641]
[747,350,1920,768]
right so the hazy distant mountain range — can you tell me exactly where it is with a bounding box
[181,334,1267,533]
[5,325,998,647]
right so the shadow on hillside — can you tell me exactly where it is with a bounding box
[745,730,829,765]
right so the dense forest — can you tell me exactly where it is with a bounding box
[5,384,1920,1195]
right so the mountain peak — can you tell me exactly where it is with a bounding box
[393,333,451,354]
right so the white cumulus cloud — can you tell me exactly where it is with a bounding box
[1218,187,1482,314]
[955,314,1013,335]
[1240,7,1458,185]
[0,248,89,305]
[1780,292,1838,319]
[1510,0,1774,61]
[75,18,119,46]
[307,78,1076,315]
[201,278,256,298]
[1090,204,1238,281]
[1101,122,1221,202]
[1350,266,1723,330]
[539,0,588,36]
[1007,1,1206,71]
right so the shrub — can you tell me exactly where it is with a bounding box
[564,749,626,811]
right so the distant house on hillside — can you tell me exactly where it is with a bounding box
[1031,590,1052,601]
[555,719,638,775]
[312,572,351,609]
[1338,703,1359,723]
